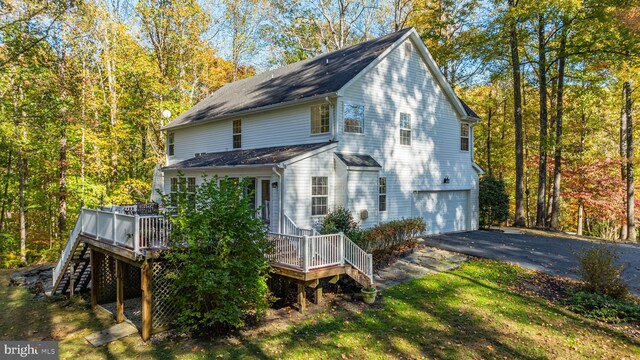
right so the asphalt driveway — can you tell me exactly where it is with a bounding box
[423,230,640,296]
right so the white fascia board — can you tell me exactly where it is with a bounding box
[279,142,338,166]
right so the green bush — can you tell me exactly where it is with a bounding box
[576,245,628,298]
[565,291,640,323]
[359,218,426,253]
[319,206,360,235]
[479,176,509,228]
[163,175,271,332]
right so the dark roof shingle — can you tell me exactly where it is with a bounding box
[162,142,334,170]
[335,153,381,168]
[163,29,412,129]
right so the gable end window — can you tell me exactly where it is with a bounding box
[400,113,411,145]
[379,177,387,212]
[311,104,330,134]
[233,119,241,149]
[167,132,175,156]
[460,123,470,151]
[344,104,364,134]
[311,176,328,216]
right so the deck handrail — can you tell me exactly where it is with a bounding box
[77,207,171,255]
[51,215,83,291]
[283,214,318,236]
[267,232,373,284]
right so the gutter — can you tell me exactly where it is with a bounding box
[162,92,339,132]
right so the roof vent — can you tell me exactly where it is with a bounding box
[404,42,412,59]
[326,58,329,64]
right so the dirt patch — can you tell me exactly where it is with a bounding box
[510,271,580,302]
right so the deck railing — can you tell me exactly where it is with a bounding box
[79,207,171,254]
[267,232,373,283]
[51,216,83,291]
[283,214,318,237]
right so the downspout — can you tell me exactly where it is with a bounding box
[272,165,284,233]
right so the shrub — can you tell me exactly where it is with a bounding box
[576,245,628,298]
[565,291,640,323]
[319,206,360,235]
[162,175,271,332]
[359,218,426,253]
[479,176,509,228]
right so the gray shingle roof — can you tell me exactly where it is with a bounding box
[335,153,381,168]
[163,28,413,130]
[162,142,334,170]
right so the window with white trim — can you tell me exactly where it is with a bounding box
[233,119,241,149]
[460,123,470,151]
[379,177,387,212]
[311,104,330,134]
[169,176,196,205]
[311,176,328,216]
[167,132,175,156]
[344,104,364,133]
[400,113,411,145]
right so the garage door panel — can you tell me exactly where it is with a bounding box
[413,191,468,235]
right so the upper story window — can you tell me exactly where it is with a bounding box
[379,177,387,212]
[167,132,175,156]
[400,113,411,145]
[311,104,330,134]
[344,104,364,134]
[311,176,328,216]
[232,119,241,149]
[460,123,470,151]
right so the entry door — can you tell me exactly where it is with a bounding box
[256,178,271,224]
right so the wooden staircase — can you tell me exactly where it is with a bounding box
[51,216,91,295]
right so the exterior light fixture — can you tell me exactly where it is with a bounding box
[443,177,450,184]
[272,182,278,189]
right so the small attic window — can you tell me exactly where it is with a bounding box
[404,42,412,59]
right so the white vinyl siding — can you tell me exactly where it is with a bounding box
[167,103,332,165]
[336,37,478,231]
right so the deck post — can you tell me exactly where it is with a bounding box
[134,214,140,254]
[69,266,75,297]
[302,236,309,273]
[113,211,117,245]
[90,250,98,310]
[95,210,99,239]
[339,232,345,265]
[314,286,323,305]
[141,260,152,341]
[297,283,306,313]
[368,254,373,283]
[116,259,125,323]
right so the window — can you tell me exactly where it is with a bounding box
[379,177,387,212]
[167,132,174,156]
[233,119,241,149]
[400,113,411,145]
[344,104,364,133]
[170,177,196,205]
[311,104,330,134]
[187,177,196,202]
[311,176,328,216]
[460,123,470,151]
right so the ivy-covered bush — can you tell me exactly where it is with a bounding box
[479,176,509,228]
[318,206,360,235]
[576,245,628,298]
[565,291,640,323]
[163,175,271,332]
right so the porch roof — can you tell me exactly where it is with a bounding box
[162,142,334,170]
[335,153,381,168]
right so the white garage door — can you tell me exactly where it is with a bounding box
[413,191,469,235]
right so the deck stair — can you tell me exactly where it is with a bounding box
[51,216,89,295]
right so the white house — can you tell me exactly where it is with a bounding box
[160,28,483,235]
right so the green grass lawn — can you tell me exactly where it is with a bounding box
[1,259,638,359]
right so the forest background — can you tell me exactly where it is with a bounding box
[0,0,639,266]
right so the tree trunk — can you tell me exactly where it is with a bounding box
[621,106,628,239]
[58,120,67,238]
[487,106,493,177]
[509,0,526,227]
[536,14,548,228]
[624,80,635,241]
[577,202,584,236]
[550,30,567,230]
[12,68,27,264]
[0,148,12,233]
